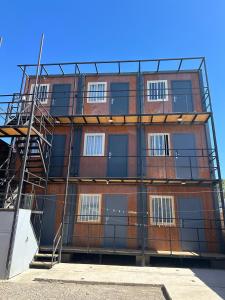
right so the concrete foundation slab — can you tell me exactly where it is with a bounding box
[8,263,225,299]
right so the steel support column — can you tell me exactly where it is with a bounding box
[5,34,45,277]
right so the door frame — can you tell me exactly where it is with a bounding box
[178,197,206,252]
[103,194,128,248]
[173,133,198,179]
[50,83,71,115]
[109,82,129,115]
[107,134,128,177]
[40,195,57,246]
[171,80,193,113]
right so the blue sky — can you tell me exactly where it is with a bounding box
[0,0,225,177]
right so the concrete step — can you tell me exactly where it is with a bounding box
[30,261,57,269]
[34,253,58,262]
[35,253,58,259]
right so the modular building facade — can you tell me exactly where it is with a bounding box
[0,57,224,268]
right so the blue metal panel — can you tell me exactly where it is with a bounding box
[178,198,206,252]
[103,195,128,248]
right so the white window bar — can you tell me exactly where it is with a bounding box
[87,82,107,103]
[147,80,168,102]
[148,133,170,156]
[30,84,50,104]
[78,194,101,222]
[150,196,174,225]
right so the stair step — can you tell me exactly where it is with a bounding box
[17,144,39,148]
[26,165,43,168]
[17,138,38,144]
[35,253,58,258]
[26,160,42,162]
[30,261,56,269]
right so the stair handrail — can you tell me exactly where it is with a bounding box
[4,175,17,208]
[0,158,9,171]
[51,222,62,265]
[5,97,33,126]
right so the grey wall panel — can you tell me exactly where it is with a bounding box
[49,135,66,177]
[63,184,77,245]
[0,211,14,279]
[70,127,82,177]
[136,74,144,114]
[137,185,148,249]
[76,76,84,114]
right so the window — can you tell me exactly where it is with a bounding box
[30,84,49,104]
[87,82,107,103]
[148,133,170,156]
[150,196,174,225]
[147,80,168,101]
[83,133,105,156]
[78,194,101,222]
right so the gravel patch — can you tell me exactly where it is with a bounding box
[0,281,165,300]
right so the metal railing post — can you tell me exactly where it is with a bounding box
[189,156,193,179]
[169,226,172,255]
[5,34,45,277]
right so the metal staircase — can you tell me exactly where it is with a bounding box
[0,152,19,209]
[30,222,62,269]
[16,136,48,181]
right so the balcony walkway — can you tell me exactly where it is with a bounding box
[50,112,211,125]
[40,245,225,260]
[48,176,218,185]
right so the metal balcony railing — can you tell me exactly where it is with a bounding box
[0,94,54,131]
[65,214,224,255]
[7,88,211,118]
[0,88,211,126]
[46,149,218,181]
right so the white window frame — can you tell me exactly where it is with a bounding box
[147,80,168,102]
[148,133,170,156]
[87,82,107,103]
[83,133,105,156]
[29,84,50,104]
[150,195,175,226]
[77,194,101,223]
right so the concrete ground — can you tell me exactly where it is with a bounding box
[0,282,164,300]
[3,263,225,300]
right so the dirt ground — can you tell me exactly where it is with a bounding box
[0,281,165,300]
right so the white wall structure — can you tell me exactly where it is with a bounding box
[9,209,38,278]
[0,209,38,279]
[0,210,14,279]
